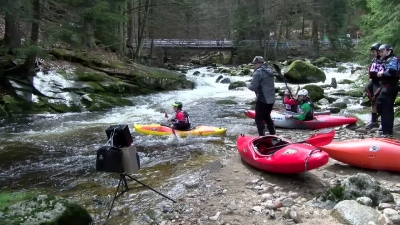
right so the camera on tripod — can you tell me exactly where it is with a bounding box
[95,124,140,174]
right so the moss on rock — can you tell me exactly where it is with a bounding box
[0,193,92,225]
[81,93,134,111]
[302,84,324,102]
[285,60,326,83]
[228,81,247,90]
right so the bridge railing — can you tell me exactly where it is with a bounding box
[132,39,359,48]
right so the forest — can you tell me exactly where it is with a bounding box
[0,0,397,72]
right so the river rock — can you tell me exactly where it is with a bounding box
[321,173,394,206]
[215,75,223,83]
[331,200,381,225]
[228,81,247,90]
[331,78,338,88]
[284,60,326,83]
[220,78,231,84]
[312,57,336,68]
[0,193,92,225]
[301,84,324,102]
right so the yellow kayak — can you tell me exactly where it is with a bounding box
[133,124,227,137]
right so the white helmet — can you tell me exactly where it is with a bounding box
[297,89,308,96]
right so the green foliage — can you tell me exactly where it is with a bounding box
[355,0,400,62]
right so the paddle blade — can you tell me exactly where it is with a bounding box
[272,63,283,76]
[305,129,336,147]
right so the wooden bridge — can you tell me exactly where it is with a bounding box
[133,39,360,50]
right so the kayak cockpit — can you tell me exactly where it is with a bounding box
[253,136,290,156]
[160,124,195,131]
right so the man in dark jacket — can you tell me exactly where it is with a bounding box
[376,44,399,138]
[247,56,276,136]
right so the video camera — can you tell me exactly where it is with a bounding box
[95,124,140,174]
[96,124,176,223]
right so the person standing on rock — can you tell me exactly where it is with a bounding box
[365,42,383,129]
[376,44,400,138]
[247,56,276,136]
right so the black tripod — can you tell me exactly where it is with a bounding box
[105,173,177,223]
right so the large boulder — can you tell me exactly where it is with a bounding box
[301,84,324,102]
[284,60,326,83]
[0,192,92,225]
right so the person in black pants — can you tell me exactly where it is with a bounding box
[376,44,399,138]
[247,56,276,136]
[365,42,383,129]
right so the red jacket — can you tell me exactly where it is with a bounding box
[284,96,297,105]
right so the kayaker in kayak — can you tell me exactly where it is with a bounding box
[365,42,383,129]
[284,89,314,121]
[376,44,399,138]
[283,90,298,112]
[247,56,276,136]
[168,102,191,130]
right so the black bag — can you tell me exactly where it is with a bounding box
[105,124,133,148]
[96,146,124,173]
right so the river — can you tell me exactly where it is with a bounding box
[0,64,365,224]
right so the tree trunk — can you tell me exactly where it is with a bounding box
[24,0,40,75]
[3,0,22,53]
[311,19,319,54]
[301,14,305,38]
[83,16,96,48]
[127,0,135,45]
[149,1,155,58]
[135,0,151,59]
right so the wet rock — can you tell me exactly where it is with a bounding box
[220,78,231,84]
[328,107,341,114]
[331,200,381,225]
[203,160,223,173]
[331,102,347,109]
[215,75,223,82]
[193,71,201,75]
[331,78,338,88]
[228,81,246,90]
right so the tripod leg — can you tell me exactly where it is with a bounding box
[106,175,124,221]
[126,175,177,203]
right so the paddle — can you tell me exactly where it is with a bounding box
[272,63,293,99]
[267,129,336,152]
[164,111,178,137]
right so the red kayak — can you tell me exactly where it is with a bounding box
[244,110,357,129]
[237,129,334,174]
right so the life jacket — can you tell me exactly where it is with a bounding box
[175,110,190,125]
[298,100,314,121]
[368,57,383,82]
[380,55,400,85]
[283,96,297,113]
